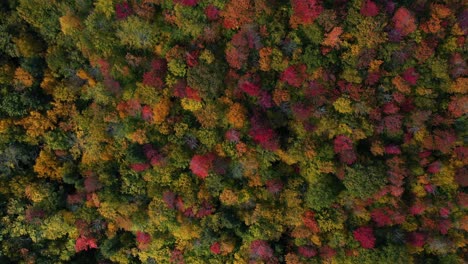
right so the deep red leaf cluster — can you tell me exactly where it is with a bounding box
[353,226,376,249]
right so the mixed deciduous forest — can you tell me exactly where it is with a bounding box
[0,0,467,263]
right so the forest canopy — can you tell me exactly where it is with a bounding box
[0,0,467,263]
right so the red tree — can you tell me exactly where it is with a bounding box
[409,202,426,215]
[360,0,379,17]
[136,231,151,249]
[239,81,261,97]
[302,211,320,233]
[190,154,216,179]
[334,135,353,153]
[205,5,219,21]
[174,0,198,7]
[382,102,399,114]
[334,135,357,164]
[353,226,376,249]
[280,65,307,88]
[130,163,150,172]
[221,0,253,29]
[407,232,425,247]
[225,46,247,70]
[266,179,284,194]
[196,201,214,218]
[438,219,451,234]
[384,145,401,155]
[393,7,417,36]
[163,191,176,209]
[170,249,184,264]
[250,240,274,259]
[142,72,163,88]
[426,161,441,174]
[290,0,323,27]
[319,246,336,259]
[402,67,419,85]
[371,207,392,226]
[141,105,153,122]
[249,126,279,151]
[84,176,102,193]
[439,207,450,218]
[298,246,317,258]
[115,2,133,20]
[75,236,98,252]
[210,242,221,254]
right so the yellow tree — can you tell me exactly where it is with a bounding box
[15,111,54,139]
[33,149,64,181]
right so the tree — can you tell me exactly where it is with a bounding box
[221,0,253,29]
[117,16,159,50]
[343,163,387,199]
[115,2,133,20]
[360,0,379,17]
[304,173,340,210]
[190,153,216,179]
[290,0,323,28]
[75,236,98,252]
[250,240,275,261]
[392,7,417,36]
[353,226,375,249]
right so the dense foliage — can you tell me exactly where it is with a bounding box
[0,0,467,263]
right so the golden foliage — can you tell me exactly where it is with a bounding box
[76,69,96,87]
[421,15,441,34]
[15,111,54,138]
[128,129,148,144]
[219,189,238,206]
[432,165,457,190]
[303,141,316,159]
[25,184,48,203]
[369,60,383,72]
[47,101,78,131]
[431,4,451,19]
[291,226,312,238]
[194,103,219,128]
[40,70,57,94]
[333,97,353,114]
[459,216,468,232]
[227,103,246,129]
[115,216,133,231]
[370,140,384,156]
[14,67,33,87]
[94,0,114,19]
[0,119,12,133]
[392,75,411,94]
[181,98,203,111]
[152,98,171,124]
[59,14,82,35]
[273,89,290,106]
[199,49,215,64]
[33,150,63,181]
[322,27,343,48]
[86,192,101,208]
[236,142,248,156]
[247,173,262,187]
[259,47,273,71]
[221,0,254,30]
[285,253,304,264]
[449,78,468,94]
[13,35,42,58]
[220,241,236,255]
[414,41,434,63]
[173,221,201,241]
[354,17,387,48]
[275,149,299,165]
